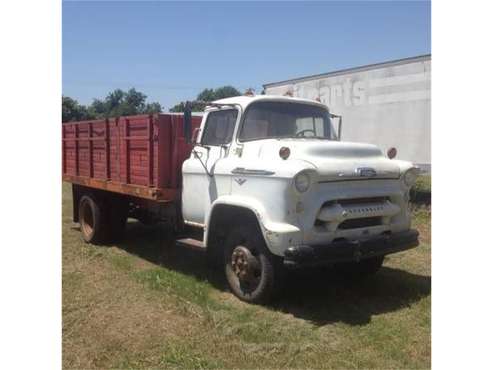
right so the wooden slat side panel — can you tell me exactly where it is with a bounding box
[153,118,160,188]
[62,119,108,179]
[90,121,107,179]
[77,123,90,177]
[109,119,120,182]
[148,117,154,186]
[155,115,172,189]
[62,113,200,202]
[121,117,129,183]
[62,125,66,174]
[63,124,77,176]
[125,115,153,186]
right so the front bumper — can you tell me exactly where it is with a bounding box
[283,229,419,268]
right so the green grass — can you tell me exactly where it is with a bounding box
[134,267,221,312]
[117,341,225,370]
[62,183,431,369]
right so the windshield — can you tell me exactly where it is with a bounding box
[239,101,334,142]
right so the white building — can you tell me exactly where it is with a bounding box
[263,55,431,172]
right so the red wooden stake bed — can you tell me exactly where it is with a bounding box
[62,113,202,202]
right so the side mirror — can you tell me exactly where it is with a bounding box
[337,116,343,141]
[183,101,192,144]
[330,113,343,141]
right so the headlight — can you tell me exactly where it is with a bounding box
[294,172,311,193]
[402,167,419,187]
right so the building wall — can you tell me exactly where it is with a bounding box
[264,56,431,171]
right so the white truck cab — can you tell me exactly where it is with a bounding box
[181,95,419,303]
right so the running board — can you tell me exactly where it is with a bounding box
[176,238,206,252]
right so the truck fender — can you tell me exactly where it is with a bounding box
[205,196,302,257]
[207,196,267,224]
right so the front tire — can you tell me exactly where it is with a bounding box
[224,225,284,304]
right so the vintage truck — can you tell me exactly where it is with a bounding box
[62,95,419,303]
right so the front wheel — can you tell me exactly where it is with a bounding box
[224,225,284,304]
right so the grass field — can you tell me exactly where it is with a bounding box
[62,183,431,369]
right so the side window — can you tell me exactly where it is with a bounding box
[201,110,238,146]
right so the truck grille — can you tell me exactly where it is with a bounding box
[315,196,399,232]
[324,196,389,207]
[338,217,383,230]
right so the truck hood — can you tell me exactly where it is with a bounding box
[257,139,402,181]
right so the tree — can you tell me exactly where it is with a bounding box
[144,102,163,114]
[117,88,146,116]
[62,88,163,122]
[205,86,241,100]
[169,101,206,113]
[196,88,215,102]
[170,85,241,112]
[106,89,125,111]
[62,96,92,122]
[94,88,160,118]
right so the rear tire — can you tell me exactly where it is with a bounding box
[79,195,106,244]
[224,225,284,304]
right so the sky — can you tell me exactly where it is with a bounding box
[62,1,431,110]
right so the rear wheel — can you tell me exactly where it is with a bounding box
[79,195,106,244]
[224,225,284,304]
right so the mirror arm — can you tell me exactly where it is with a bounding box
[192,148,213,177]
[329,113,343,141]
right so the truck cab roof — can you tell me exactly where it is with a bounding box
[211,95,328,111]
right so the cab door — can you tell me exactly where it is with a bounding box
[181,109,238,225]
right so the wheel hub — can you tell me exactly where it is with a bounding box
[231,246,258,282]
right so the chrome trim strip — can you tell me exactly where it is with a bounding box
[231,167,275,176]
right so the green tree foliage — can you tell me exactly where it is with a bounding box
[62,96,91,122]
[169,101,205,113]
[170,86,241,112]
[62,88,163,122]
[144,102,163,115]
